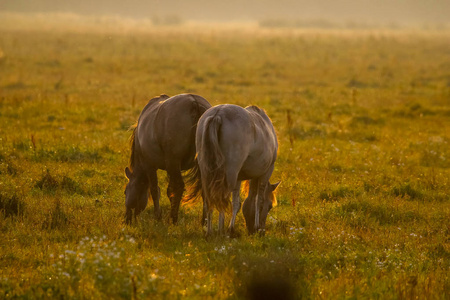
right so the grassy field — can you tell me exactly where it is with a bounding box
[0,15,449,299]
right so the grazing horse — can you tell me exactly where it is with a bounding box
[184,104,279,235]
[125,94,211,224]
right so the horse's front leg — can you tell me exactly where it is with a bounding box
[255,180,266,234]
[201,191,207,226]
[148,169,161,220]
[228,181,242,236]
[206,209,213,237]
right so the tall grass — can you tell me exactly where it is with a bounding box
[0,16,449,298]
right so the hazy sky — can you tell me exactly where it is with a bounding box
[1,0,449,24]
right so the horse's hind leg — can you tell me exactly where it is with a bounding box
[206,209,213,237]
[202,191,207,226]
[166,164,184,224]
[228,181,242,236]
[148,169,162,220]
[255,179,266,234]
[219,212,225,235]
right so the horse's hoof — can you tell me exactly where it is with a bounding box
[171,213,179,225]
[204,229,215,240]
[228,229,241,239]
[154,210,162,221]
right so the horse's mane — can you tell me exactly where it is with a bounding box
[128,124,137,171]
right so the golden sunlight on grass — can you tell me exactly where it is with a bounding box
[0,13,449,299]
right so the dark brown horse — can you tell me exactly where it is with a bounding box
[184,104,279,235]
[125,94,211,224]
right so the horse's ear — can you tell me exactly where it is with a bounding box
[271,181,281,191]
[125,167,132,179]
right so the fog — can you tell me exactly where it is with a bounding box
[1,0,449,25]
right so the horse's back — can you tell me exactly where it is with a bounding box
[242,105,278,178]
[245,105,278,161]
[158,94,210,164]
[137,94,211,170]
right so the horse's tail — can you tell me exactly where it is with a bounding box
[183,115,230,212]
[190,94,211,118]
[182,156,202,204]
[189,94,211,135]
[200,115,230,212]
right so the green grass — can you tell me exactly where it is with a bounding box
[0,16,449,299]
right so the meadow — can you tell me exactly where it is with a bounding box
[0,15,449,299]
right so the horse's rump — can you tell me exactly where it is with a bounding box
[131,94,210,171]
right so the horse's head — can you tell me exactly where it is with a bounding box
[243,181,280,234]
[124,167,149,224]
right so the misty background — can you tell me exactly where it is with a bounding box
[1,0,449,26]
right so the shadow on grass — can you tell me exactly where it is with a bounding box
[0,193,25,218]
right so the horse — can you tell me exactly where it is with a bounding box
[124,93,211,224]
[184,104,279,236]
